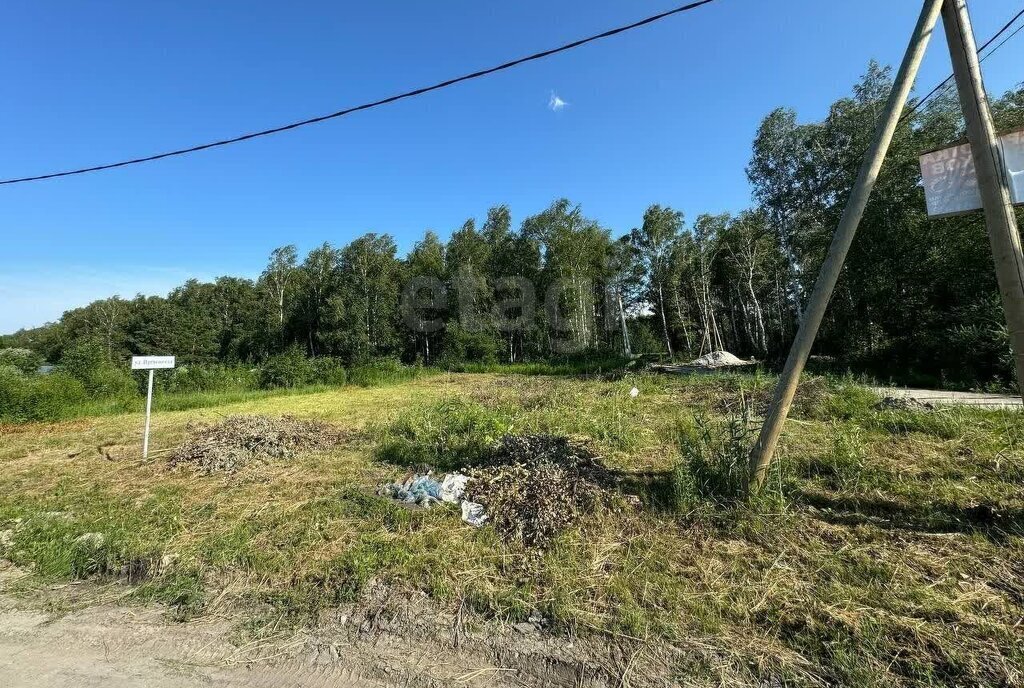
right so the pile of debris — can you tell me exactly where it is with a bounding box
[378,472,489,525]
[381,435,628,548]
[169,414,342,474]
[466,435,624,548]
[874,395,936,412]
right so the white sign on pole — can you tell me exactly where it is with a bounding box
[130,356,176,458]
[131,355,176,370]
[919,127,1024,218]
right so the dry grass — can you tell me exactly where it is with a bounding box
[169,414,346,474]
[0,372,1022,686]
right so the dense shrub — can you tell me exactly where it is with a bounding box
[89,365,139,398]
[348,357,419,387]
[163,365,258,394]
[310,357,348,386]
[438,325,498,366]
[258,348,315,389]
[626,320,665,357]
[0,366,87,422]
[59,341,137,399]
[259,353,349,389]
[0,348,44,374]
[58,341,106,381]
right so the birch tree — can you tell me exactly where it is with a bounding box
[261,245,298,330]
[631,205,683,357]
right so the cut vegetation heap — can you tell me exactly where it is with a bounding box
[466,434,629,548]
[379,433,630,548]
[168,414,342,474]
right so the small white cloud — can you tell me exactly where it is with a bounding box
[548,92,568,112]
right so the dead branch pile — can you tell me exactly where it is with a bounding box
[169,414,341,474]
[874,396,936,412]
[466,435,628,548]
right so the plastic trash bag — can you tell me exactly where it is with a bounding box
[380,472,489,526]
[381,474,443,507]
[461,501,488,526]
[440,473,469,503]
[408,475,442,499]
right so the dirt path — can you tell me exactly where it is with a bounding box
[649,363,1022,409]
[0,567,645,688]
[873,386,1022,409]
[0,596,635,687]
[0,601,384,688]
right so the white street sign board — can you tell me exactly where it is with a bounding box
[920,127,1024,218]
[1006,129,1024,204]
[131,355,176,370]
[130,355,176,458]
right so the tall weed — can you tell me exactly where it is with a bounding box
[375,397,517,470]
[672,409,757,506]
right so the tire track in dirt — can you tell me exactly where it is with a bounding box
[210,663,383,688]
[0,601,385,688]
[0,567,672,687]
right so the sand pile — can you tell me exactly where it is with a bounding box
[687,350,753,369]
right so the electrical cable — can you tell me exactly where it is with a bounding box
[900,5,1024,121]
[3,1,1018,185]
[0,0,719,185]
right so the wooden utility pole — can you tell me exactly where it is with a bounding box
[941,0,1024,396]
[746,0,945,493]
[617,291,633,356]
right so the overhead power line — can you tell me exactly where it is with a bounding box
[979,15,1024,67]
[901,5,1024,121]
[0,0,719,186]
[4,1,1020,186]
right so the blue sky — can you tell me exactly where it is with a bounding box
[1,0,1022,332]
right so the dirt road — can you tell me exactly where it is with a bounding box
[0,601,383,688]
[872,386,1022,409]
[650,363,1023,409]
[0,567,634,688]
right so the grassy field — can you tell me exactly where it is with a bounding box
[0,371,1022,686]
[52,363,438,422]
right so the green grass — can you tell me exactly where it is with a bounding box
[66,385,337,418]
[440,355,632,376]
[0,371,1022,686]
[2,365,441,425]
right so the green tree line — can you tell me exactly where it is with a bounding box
[4,63,1023,388]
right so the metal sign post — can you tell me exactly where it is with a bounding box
[130,356,176,458]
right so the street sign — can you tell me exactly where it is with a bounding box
[919,127,1024,218]
[131,355,176,370]
[130,355,176,457]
